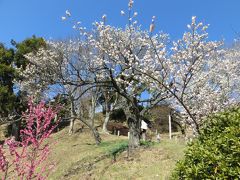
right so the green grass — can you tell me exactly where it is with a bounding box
[99,140,186,180]
[48,125,186,180]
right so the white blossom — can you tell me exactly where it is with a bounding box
[66,10,71,17]
[120,10,125,16]
[102,14,107,21]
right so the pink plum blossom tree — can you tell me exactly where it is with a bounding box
[0,100,59,179]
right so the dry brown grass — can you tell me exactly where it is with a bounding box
[48,122,186,180]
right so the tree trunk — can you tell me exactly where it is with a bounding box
[69,118,75,135]
[91,127,101,145]
[125,100,141,151]
[128,116,141,149]
[11,120,21,141]
[69,99,76,135]
[89,96,96,127]
[102,111,110,133]
[89,94,102,144]
[79,118,102,145]
[102,91,118,134]
[102,98,111,134]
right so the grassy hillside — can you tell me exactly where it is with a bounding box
[48,123,186,180]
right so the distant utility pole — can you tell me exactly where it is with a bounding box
[169,112,172,139]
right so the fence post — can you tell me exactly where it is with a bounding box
[157,133,160,143]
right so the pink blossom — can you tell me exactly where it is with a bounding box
[0,99,60,179]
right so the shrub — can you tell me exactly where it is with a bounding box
[0,100,60,180]
[172,107,240,179]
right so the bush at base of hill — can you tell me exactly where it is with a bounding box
[172,107,240,179]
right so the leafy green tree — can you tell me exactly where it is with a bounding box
[0,43,16,117]
[12,35,46,70]
[11,36,46,139]
[1,36,46,115]
[0,36,46,140]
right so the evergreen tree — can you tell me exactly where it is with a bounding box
[12,35,46,70]
[0,36,46,140]
[0,43,16,117]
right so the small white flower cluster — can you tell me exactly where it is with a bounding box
[62,10,71,21]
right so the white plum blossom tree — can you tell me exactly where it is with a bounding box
[17,0,240,149]
[16,39,104,144]
[136,16,240,134]
[59,2,170,148]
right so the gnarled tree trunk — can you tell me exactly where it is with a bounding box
[125,98,141,151]
[127,116,141,149]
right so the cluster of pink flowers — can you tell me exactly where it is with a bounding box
[0,145,7,172]
[0,100,59,180]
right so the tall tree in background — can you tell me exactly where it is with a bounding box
[12,35,46,70]
[13,36,46,100]
[0,44,15,118]
[0,36,46,140]
[12,36,47,139]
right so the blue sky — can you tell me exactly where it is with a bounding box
[1,0,240,47]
